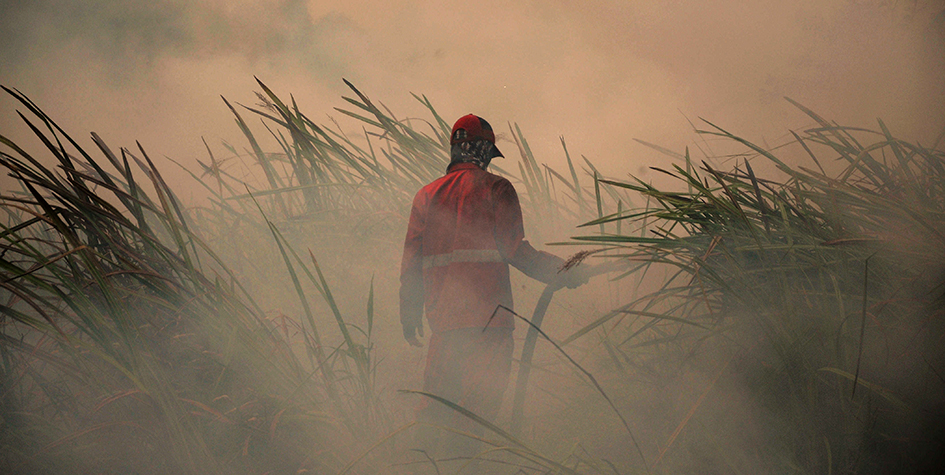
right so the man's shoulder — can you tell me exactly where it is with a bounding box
[482,168,509,182]
[484,171,515,193]
[419,167,514,194]
[474,170,518,198]
[465,167,512,188]
[417,174,450,194]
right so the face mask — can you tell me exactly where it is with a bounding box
[450,138,497,170]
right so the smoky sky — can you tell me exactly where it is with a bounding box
[1,0,943,193]
[0,0,346,76]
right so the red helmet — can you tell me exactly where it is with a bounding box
[450,114,502,159]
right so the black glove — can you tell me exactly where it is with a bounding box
[402,320,424,347]
[557,265,591,289]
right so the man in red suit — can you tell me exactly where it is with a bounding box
[400,114,584,459]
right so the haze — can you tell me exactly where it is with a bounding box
[2,1,945,473]
[1,0,943,188]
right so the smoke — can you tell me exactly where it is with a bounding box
[1,0,942,186]
[1,1,944,472]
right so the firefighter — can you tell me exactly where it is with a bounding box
[400,114,586,462]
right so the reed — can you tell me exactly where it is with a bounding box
[4,77,940,473]
[0,81,613,474]
[0,85,382,474]
[568,100,945,472]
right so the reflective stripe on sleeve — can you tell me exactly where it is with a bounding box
[422,249,504,270]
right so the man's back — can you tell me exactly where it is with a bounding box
[401,162,524,332]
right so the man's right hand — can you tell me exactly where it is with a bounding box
[403,323,424,347]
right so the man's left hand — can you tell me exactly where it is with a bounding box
[556,265,591,289]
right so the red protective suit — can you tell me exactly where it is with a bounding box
[400,161,562,450]
[400,162,562,333]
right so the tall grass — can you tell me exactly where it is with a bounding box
[187,78,615,245]
[568,101,945,472]
[0,86,386,474]
[0,80,626,474]
[4,76,941,474]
